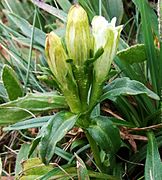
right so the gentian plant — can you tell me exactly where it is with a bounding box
[44,4,123,169]
[42,4,158,171]
[1,3,160,179]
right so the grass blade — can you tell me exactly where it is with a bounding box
[31,0,67,22]
[133,0,159,94]
[145,131,162,179]
[24,7,37,92]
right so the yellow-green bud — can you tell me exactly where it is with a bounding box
[45,32,71,86]
[92,16,123,83]
[45,32,82,113]
[66,4,91,66]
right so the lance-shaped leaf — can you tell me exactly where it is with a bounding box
[117,44,146,64]
[3,116,52,131]
[2,65,23,101]
[39,166,120,180]
[6,12,46,46]
[15,143,31,176]
[40,111,78,164]
[0,92,67,125]
[87,116,121,153]
[18,158,53,180]
[101,77,160,101]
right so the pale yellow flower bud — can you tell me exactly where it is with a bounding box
[45,32,81,113]
[45,32,70,85]
[66,4,91,66]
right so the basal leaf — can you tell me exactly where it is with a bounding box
[0,82,8,102]
[87,116,121,153]
[2,65,23,101]
[3,116,52,131]
[40,111,78,164]
[0,92,67,125]
[40,166,120,180]
[117,44,146,64]
[15,143,31,175]
[101,77,160,101]
[18,158,53,180]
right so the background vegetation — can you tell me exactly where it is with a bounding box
[0,0,161,179]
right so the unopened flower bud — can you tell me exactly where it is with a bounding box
[90,16,122,108]
[45,32,82,113]
[45,32,70,85]
[66,4,91,66]
[92,16,122,83]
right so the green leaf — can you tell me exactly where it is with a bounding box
[18,158,53,180]
[105,0,124,24]
[28,124,73,161]
[40,166,120,180]
[101,77,160,101]
[3,116,51,131]
[87,116,121,153]
[56,0,71,12]
[0,157,2,178]
[133,0,159,37]
[70,139,87,151]
[54,147,72,161]
[75,153,90,180]
[40,111,78,164]
[110,117,135,128]
[0,82,8,102]
[31,0,67,22]
[0,92,68,125]
[6,11,46,46]
[145,132,162,180]
[1,0,34,20]
[2,65,23,101]
[40,166,76,180]
[158,0,162,38]
[28,136,42,158]
[133,0,159,93]
[90,104,100,118]
[15,143,31,175]
[117,44,146,64]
